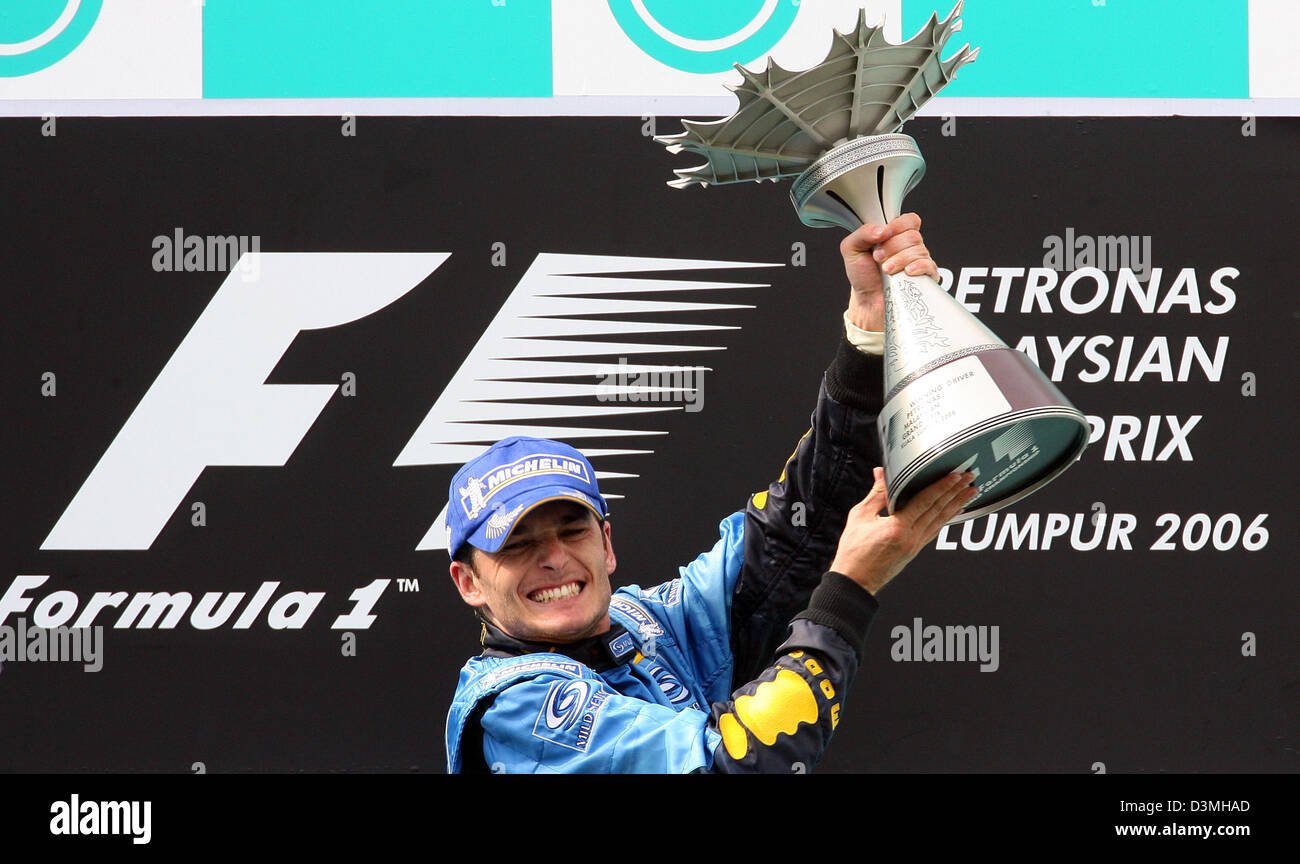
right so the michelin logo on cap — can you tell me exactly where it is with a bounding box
[447,436,609,559]
[459,454,592,519]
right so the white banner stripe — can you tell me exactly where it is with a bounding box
[2,95,1298,118]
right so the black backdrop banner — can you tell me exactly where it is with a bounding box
[1,116,1295,773]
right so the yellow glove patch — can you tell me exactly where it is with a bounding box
[733,668,819,746]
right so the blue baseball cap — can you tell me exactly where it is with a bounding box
[447,436,609,559]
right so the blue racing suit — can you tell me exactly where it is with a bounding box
[445,336,885,773]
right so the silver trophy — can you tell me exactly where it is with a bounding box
[658,3,1088,522]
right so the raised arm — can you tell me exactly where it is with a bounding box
[730,213,939,685]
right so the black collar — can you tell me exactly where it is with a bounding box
[478,619,639,672]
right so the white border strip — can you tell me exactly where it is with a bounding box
[1,95,1297,118]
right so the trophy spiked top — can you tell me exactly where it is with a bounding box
[655,3,977,208]
[658,3,1090,523]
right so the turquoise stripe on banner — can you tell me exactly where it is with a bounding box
[902,0,1248,98]
[203,0,552,98]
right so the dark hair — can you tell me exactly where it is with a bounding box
[452,543,477,568]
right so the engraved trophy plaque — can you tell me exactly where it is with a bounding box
[658,3,1088,522]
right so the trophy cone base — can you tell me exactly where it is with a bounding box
[880,348,1089,523]
[888,410,1089,523]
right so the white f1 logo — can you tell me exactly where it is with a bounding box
[43,251,773,551]
[42,253,449,550]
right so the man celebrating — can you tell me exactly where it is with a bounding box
[444,215,976,773]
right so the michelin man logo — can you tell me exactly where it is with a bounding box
[607,0,800,73]
[459,476,489,519]
[0,1,103,77]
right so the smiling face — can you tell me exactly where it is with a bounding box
[449,501,616,644]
